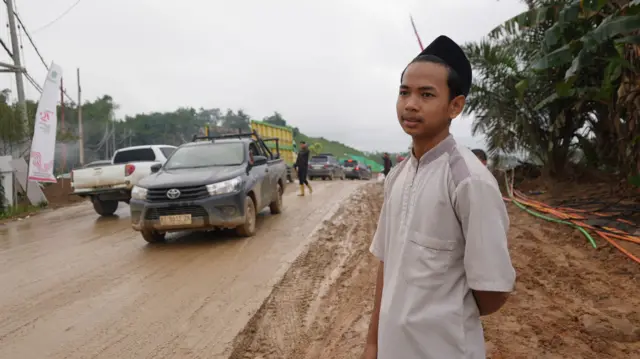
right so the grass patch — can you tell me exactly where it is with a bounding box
[0,201,48,220]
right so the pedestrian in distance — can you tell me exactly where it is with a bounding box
[293,141,312,196]
[361,35,516,359]
[472,148,488,166]
[382,152,392,177]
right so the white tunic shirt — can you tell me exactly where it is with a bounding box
[370,135,516,359]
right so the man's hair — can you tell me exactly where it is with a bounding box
[471,148,487,162]
[401,55,464,101]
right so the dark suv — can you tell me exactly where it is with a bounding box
[343,159,372,180]
[308,154,345,180]
[129,131,287,243]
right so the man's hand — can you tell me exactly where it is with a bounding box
[360,343,377,359]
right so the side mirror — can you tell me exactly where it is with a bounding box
[252,155,268,166]
[150,163,162,173]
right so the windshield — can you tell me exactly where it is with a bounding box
[343,161,359,167]
[310,156,328,163]
[164,142,245,170]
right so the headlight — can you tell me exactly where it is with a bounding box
[206,176,242,196]
[131,185,148,200]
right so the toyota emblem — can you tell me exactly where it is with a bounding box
[166,188,181,199]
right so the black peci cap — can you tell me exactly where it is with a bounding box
[413,35,472,97]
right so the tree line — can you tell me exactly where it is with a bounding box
[0,93,306,173]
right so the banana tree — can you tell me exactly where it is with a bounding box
[490,0,640,176]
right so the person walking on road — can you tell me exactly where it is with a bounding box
[294,141,312,196]
[361,35,516,359]
[382,152,392,177]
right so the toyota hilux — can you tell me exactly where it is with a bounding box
[129,131,287,243]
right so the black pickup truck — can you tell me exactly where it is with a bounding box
[129,131,287,243]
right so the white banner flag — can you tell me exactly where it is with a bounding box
[28,63,63,183]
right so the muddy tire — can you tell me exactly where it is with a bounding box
[141,230,165,243]
[236,196,257,237]
[92,198,118,216]
[269,182,284,215]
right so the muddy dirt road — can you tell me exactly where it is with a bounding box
[0,180,365,359]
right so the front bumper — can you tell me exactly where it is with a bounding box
[130,190,246,232]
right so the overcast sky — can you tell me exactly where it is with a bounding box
[1,0,525,153]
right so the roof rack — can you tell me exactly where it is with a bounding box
[191,130,257,142]
[191,130,282,160]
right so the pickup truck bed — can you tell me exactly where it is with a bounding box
[72,145,177,216]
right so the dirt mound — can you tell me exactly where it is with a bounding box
[41,179,85,208]
[229,182,640,359]
[228,183,383,359]
[484,205,640,359]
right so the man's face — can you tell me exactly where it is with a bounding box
[396,61,464,139]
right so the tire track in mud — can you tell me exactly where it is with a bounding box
[228,183,383,359]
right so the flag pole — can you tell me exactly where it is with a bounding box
[410,15,424,50]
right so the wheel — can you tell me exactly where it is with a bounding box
[329,173,334,181]
[287,174,292,183]
[92,198,118,216]
[269,182,284,215]
[141,230,165,243]
[236,196,257,237]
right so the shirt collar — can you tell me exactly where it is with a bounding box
[409,134,456,167]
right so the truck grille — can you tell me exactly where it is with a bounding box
[147,185,209,202]
[144,205,208,220]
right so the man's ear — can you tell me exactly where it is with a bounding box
[448,95,466,119]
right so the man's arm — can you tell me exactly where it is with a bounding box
[455,176,516,316]
[362,183,390,358]
[362,261,383,357]
[472,291,509,316]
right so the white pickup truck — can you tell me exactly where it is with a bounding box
[72,145,177,216]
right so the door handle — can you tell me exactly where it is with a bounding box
[265,169,269,172]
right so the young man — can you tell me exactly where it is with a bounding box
[472,148,488,166]
[293,141,312,196]
[362,35,516,359]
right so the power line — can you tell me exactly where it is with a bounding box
[2,0,47,70]
[3,0,77,105]
[31,0,83,34]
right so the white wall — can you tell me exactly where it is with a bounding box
[0,156,14,207]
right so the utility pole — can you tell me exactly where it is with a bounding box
[77,68,84,165]
[6,0,28,128]
[60,77,66,172]
[105,122,109,159]
[111,121,115,154]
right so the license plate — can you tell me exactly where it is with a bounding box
[159,214,192,226]
[313,165,322,169]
